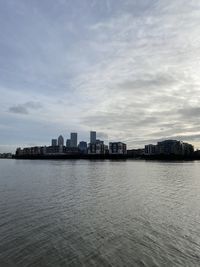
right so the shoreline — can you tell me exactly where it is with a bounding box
[13,154,200,161]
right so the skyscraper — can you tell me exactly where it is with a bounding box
[70,133,77,148]
[78,141,87,154]
[90,131,96,144]
[66,139,71,148]
[58,135,64,146]
[51,139,57,146]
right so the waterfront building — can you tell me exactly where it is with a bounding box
[16,146,43,156]
[46,146,60,154]
[157,140,183,155]
[70,133,78,148]
[109,142,127,154]
[51,139,57,146]
[0,153,12,158]
[104,145,109,154]
[194,150,200,157]
[90,131,96,144]
[16,148,23,156]
[78,141,88,154]
[58,135,64,146]
[42,146,46,155]
[127,149,145,157]
[144,140,194,156]
[64,147,79,154]
[182,142,194,156]
[88,140,105,154]
[145,144,157,155]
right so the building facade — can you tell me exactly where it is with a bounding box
[88,140,105,154]
[58,135,64,146]
[90,131,96,144]
[78,141,88,154]
[145,144,157,155]
[182,142,194,156]
[157,140,183,155]
[144,140,194,156]
[109,142,127,154]
[66,139,71,148]
[51,139,57,146]
[70,133,77,148]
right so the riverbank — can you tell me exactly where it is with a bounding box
[13,154,200,160]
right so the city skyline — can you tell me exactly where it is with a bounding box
[1,0,200,153]
[15,131,195,159]
[17,130,195,154]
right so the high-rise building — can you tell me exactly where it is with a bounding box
[78,141,88,154]
[70,133,77,148]
[90,131,96,144]
[66,139,71,148]
[58,135,64,146]
[51,139,57,146]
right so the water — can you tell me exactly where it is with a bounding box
[1,159,200,266]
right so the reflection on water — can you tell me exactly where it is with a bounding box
[0,159,200,266]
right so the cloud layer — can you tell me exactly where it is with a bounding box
[0,0,200,152]
[9,101,42,115]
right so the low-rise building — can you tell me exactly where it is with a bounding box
[45,146,60,154]
[127,149,145,157]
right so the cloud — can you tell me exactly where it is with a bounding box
[9,105,29,115]
[1,1,200,149]
[8,101,42,115]
[117,73,178,92]
[178,107,200,118]
[73,0,200,147]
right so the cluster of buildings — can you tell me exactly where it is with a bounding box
[144,140,194,156]
[16,131,127,157]
[15,131,195,158]
[0,153,12,159]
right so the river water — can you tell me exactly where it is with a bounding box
[0,159,200,266]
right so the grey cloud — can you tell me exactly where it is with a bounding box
[25,101,42,109]
[8,101,42,115]
[9,105,29,115]
[174,134,200,142]
[82,112,159,138]
[124,134,200,148]
[1,0,200,149]
[97,132,109,140]
[178,107,200,118]
[117,73,177,91]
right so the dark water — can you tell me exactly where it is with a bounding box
[1,159,200,266]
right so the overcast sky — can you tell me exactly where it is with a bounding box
[0,0,200,152]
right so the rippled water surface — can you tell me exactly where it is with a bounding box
[1,159,200,266]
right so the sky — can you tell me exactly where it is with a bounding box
[0,0,200,152]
